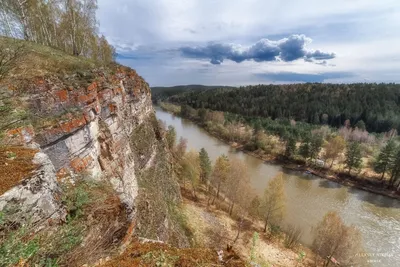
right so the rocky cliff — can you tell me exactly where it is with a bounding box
[0,46,187,249]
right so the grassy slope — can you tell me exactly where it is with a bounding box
[0,37,97,81]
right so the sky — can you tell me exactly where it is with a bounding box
[97,0,400,86]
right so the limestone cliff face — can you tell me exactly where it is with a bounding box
[0,150,65,225]
[1,65,186,245]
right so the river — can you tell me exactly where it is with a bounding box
[155,107,400,267]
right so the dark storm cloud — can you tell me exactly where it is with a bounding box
[306,50,335,60]
[255,71,354,83]
[179,34,335,64]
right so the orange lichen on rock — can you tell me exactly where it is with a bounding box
[108,103,117,114]
[113,87,123,95]
[5,126,35,145]
[70,155,94,172]
[0,147,38,195]
[56,167,69,181]
[100,241,245,267]
[98,89,113,102]
[55,89,68,102]
[77,91,97,104]
[87,81,97,91]
[60,116,87,133]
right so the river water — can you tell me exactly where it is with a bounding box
[156,107,400,266]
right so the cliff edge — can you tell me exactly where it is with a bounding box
[0,40,191,266]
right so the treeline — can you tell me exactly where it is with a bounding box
[151,85,236,103]
[160,102,400,191]
[165,83,400,133]
[161,122,367,266]
[0,0,114,64]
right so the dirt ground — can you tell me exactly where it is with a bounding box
[181,187,315,267]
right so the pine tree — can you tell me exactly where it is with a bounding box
[166,125,176,149]
[285,137,297,158]
[199,148,212,183]
[388,148,400,187]
[310,134,323,161]
[345,142,362,174]
[355,120,366,131]
[374,139,396,180]
[299,136,311,161]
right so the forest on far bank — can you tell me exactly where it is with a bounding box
[154,83,400,134]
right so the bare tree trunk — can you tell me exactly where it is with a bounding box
[212,182,221,205]
[323,257,331,267]
[380,170,385,181]
[67,0,79,56]
[1,10,15,37]
[191,181,197,199]
[229,202,234,216]
[17,0,30,40]
[388,173,395,186]
[330,158,335,168]
[263,209,271,232]
[233,217,243,244]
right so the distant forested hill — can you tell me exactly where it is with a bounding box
[151,85,236,102]
[164,83,400,133]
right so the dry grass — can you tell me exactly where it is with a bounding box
[56,181,129,267]
[0,146,38,195]
[0,180,130,267]
[0,37,96,83]
[181,185,315,267]
[101,240,245,267]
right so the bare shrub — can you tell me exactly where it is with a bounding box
[0,39,26,81]
[284,224,302,249]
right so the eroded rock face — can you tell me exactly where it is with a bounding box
[3,67,153,213]
[1,65,187,246]
[0,152,65,225]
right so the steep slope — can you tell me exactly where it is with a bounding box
[0,40,190,265]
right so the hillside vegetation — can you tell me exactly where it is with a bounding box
[158,83,400,133]
[151,84,236,103]
[159,101,400,195]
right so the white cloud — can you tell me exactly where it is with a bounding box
[97,0,400,85]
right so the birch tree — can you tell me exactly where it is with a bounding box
[324,135,346,168]
[261,172,286,232]
[180,150,201,198]
[225,158,251,216]
[211,154,229,204]
[313,211,365,267]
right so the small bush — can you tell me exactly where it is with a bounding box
[284,224,302,249]
[63,183,90,221]
[0,226,40,266]
[269,224,281,238]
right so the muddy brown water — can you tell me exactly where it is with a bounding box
[156,108,400,266]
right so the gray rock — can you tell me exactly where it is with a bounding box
[0,152,66,226]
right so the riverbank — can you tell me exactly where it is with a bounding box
[235,143,400,200]
[180,185,315,267]
[158,105,400,200]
